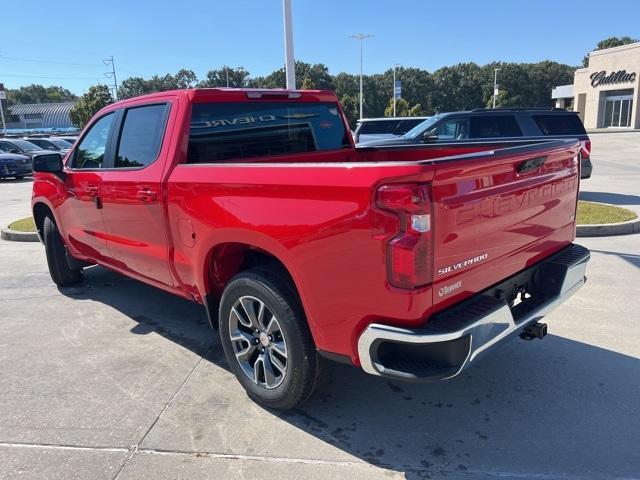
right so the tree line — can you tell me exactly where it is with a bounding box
[2,36,636,128]
[66,60,575,128]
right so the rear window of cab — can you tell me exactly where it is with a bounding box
[188,102,350,163]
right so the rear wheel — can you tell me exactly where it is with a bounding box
[219,268,322,410]
[43,216,83,286]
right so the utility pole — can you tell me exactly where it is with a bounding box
[393,63,401,117]
[103,56,118,100]
[282,0,296,89]
[349,33,374,119]
[225,66,230,88]
[492,68,501,109]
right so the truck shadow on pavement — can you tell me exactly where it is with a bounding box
[589,248,640,269]
[60,266,640,479]
[579,190,640,207]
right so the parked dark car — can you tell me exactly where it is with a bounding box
[55,136,78,146]
[360,108,593,179]
[24,137,73,155]
[0,139,51,160]
[0,150,32,179]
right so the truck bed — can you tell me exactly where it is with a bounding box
[167,137,581,360]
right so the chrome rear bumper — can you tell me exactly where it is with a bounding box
[357,244,590,381]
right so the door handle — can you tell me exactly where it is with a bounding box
[86,185,99,197]
[137,188,158,202]
[517,156,547,175]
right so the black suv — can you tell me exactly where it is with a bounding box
[361,108,593,179]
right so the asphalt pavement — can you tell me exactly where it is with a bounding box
[0,133,638,480]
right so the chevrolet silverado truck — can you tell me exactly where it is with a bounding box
[31,88,590,410]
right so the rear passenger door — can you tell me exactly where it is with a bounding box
[99,102,174,287]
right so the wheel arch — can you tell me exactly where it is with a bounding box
[200,241,312,338]
[32,201,55,242]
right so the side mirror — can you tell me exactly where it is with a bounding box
[32,152,64,174]
[421,129,439,142]
[8,148,20,154]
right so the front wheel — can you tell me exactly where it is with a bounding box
[43,216,83,286]
[218,268,322,410]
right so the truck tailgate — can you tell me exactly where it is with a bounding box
[430,140,581,312]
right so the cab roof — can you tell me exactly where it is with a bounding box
[111,88,339,107]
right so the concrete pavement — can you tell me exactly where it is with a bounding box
[0,133,638,479]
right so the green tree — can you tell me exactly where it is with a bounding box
[7,84,77,104]
[385,97,409,117]
[69,85,113,128]
[408,103,425,116]
[384,97,426,117]
[117,69,198,99]
[301,77,315,89]
[583,36,639,67]
[198,67,249,88]
[339,94,359,129]
[250,62,334,90]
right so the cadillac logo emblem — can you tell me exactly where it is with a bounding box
[590,70,637,87]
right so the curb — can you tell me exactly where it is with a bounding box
[1,227,40,242]
[576,217,640,237]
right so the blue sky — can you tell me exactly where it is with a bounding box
[1,0,639,95]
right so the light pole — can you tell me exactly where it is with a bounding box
[392,63,401,117]
[349,33,374,119]
[283,0,296,89]
[492,68,501,109]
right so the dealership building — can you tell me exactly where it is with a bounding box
[552,42,640,129]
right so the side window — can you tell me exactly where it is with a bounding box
[469,115,522,139]
[71,113,114,169]
[115,104,168,168]
[436,118,468,140]
[0,141,19,153]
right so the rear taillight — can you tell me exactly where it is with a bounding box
[581,139,591,159]
[376,184,433,289]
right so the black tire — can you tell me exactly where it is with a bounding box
[43,216,83,286]
[219,268,322,410]
[15,176,25,180]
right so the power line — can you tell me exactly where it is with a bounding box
[0,55,101,67]
[0,73,101,80]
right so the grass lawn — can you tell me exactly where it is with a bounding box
[8,217,36,232]
[576,201,637,225]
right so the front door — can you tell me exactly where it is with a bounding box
[99,102,174,287]
[603,94,633,128]
[57,112,115,261]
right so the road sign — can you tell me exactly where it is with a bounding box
[0,91,6,100]
[394,80,402,99]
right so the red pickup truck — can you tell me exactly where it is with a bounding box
[31,88,590,410]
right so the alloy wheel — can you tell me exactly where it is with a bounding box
[228,295,288,389]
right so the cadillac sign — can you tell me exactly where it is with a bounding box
[590,70,637,87]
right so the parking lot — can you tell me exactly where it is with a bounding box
[1,133,639,480]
